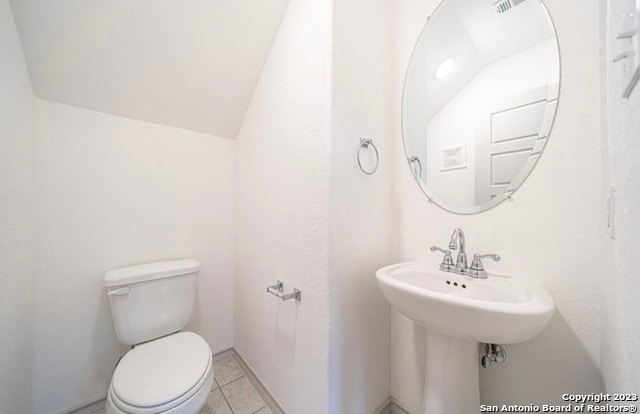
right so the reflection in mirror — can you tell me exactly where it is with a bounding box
[402,0,560,214]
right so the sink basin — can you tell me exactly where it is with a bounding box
[376,261,555,414]
[376,261,554,344]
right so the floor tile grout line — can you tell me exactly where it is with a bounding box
[218,374,250,414]
[218,373,245,389]
[215,357,268,414]
[214,357,245,388]
[220,358,267,414]
[217,382,235,414]
[234,357,268,414]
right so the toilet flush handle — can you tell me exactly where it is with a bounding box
[107,287,130,296]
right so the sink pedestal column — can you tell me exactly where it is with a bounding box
[422,330,480,414]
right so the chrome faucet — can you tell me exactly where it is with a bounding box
[430,228,501,279]
[448,228,468,274]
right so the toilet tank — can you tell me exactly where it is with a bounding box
[104,259,200,346]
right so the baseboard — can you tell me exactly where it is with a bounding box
[61,346,407,414]
[232,349,286,414]
[389,397,413,414]
[373,397,393,414]
[370,396,414,414]
[234,350,407,414]
[59,398,106,414]
[61,348,236,414]
[212,347,235,362]
[63,395,409,414]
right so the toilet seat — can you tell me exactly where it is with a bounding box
[109,332,212,414]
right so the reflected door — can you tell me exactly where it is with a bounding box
[474,86,555,204]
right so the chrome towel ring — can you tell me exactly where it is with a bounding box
[357,138,379,175]
[408,156,422,178]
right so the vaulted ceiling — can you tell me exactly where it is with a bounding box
[10,0,290,138]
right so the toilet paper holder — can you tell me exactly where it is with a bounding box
[267,280,302,302]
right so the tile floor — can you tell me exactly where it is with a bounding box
[199,356,273,414]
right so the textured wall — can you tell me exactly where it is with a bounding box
[601,0,640,394]
[0,1,34,412]
[390,0,606,411]
[234,0,333,412]
[33,100,236,414]
[329,0,393,412]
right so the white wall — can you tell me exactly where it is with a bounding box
[391,0,606,411]
[234,0,333,412]
[33,100,235,414]
[601,0,640,394]
[0,1,34,412]
[329,0,392,412]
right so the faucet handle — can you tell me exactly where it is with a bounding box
[430,245,448,254]
[468,253,501,279]
[430,246,455,272]
[475,253,500,262]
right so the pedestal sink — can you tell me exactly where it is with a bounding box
[376,261,554,414]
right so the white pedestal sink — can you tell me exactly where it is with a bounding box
[376,261,554,414]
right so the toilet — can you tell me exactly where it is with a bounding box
[104,259,213,414]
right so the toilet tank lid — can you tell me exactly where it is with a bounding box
[104,259,200,287]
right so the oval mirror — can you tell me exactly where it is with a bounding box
[402,0,560,214]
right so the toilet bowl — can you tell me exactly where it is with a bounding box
[105,332,213,414]
[104,259,213,414]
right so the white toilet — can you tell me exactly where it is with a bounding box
[104,259,214,414]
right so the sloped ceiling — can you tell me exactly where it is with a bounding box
[421,0,556,121]
[10,0,290,138]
